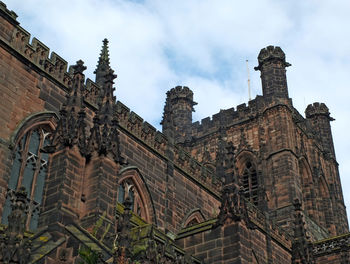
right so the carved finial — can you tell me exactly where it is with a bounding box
[215,183,243,227]
[72,59,87,74]
[94,38,112,87]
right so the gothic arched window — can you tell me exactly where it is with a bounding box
[2,125,52,230]
[241,161,258,206]
[117,179,145,219]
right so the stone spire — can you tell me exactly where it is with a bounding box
[94,38,112,88]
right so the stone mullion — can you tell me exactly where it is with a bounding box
[28,129,44,200]
[16,130,31,189]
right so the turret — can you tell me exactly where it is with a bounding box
[305,102,335,157]
[254,46,291,99]
[161,86,197,144]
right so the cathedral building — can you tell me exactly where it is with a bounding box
[0,2,349,263]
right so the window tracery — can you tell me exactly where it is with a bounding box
[2,125,52,230]
[241,161,258,206]
[117,179,145,219]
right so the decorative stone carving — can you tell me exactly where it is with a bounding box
[45,60,89,155]
[0,187,32,264]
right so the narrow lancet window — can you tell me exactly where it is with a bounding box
[242,161,258,206]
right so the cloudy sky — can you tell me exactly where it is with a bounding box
[5,1,350,221]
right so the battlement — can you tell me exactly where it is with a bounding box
[166,85,196,103]
[10,27,71,85]
[0,5,108,107]
[254,45,291,70]
[191,92,296,138]
[305,102,333,119]
[0,2,18,24]
[191,96,269,137]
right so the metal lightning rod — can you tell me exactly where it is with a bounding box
[246,59,251,101]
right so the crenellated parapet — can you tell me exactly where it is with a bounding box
[0,2,105,106]
[255,45,291,70]
[305,102,333,120]
[191,101,258,138]
[115,101,167,155]
[0,1,18,25]
[10,27,72,86]
[191,95,293,138]
[84,78,101,106]
[165,86,196,104]
[173,145,221,193]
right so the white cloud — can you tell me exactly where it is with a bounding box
[6,0,350,225]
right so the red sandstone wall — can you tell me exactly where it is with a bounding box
[118,131,221,233]
[178,221,291,264]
